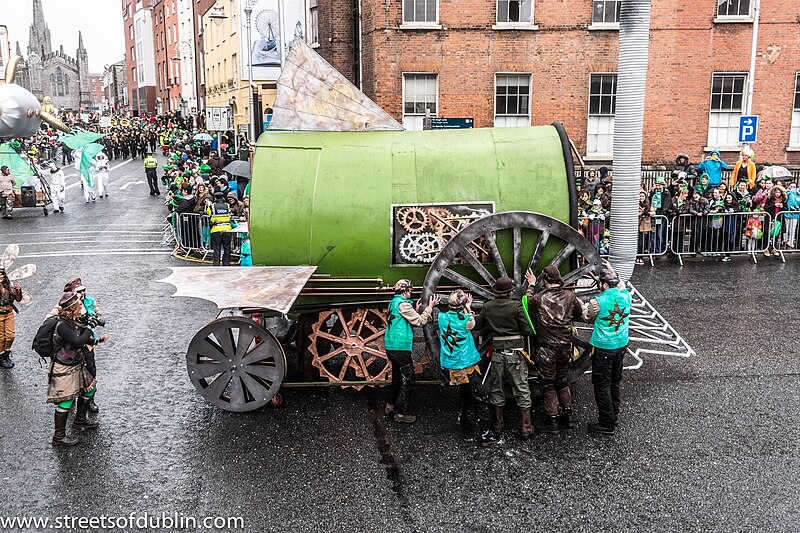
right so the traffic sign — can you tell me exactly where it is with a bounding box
[739,115,758,144]
[430,118,474,130]
[206,107,232,131]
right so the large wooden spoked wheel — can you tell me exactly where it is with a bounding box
[420,211,602,378]
[187,316,287,412]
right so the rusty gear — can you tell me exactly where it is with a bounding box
[307,308,390,389]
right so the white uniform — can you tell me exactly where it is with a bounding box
[94,153,110,197]
[49,166,66,212]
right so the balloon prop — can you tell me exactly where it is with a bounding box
[0,56,70,139]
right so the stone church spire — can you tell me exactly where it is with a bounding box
[28,0,52,56]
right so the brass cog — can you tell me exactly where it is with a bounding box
[427,207,455,234]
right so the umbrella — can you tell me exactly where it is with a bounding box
[760,165,793,179]
[223,160,251,179]
[193,133,213,142]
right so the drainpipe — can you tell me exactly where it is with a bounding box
[357,0,363,89]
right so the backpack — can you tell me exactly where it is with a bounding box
[32,316,60,359]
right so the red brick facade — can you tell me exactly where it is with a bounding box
[318,0,800,166]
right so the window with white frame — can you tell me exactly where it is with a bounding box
[309,0,319,44]
[717,0,751,17]
[708,73,746,147]
[592,0,620,23]
[497,0,532,23]
[494,74,531,127]
[402,74,437,130]
[587,73,616,155]
[403,0,437,24]
[791,74,800,146]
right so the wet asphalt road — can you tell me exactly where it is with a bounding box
[1,157,799,532]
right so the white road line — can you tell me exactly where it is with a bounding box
[0,230,164,236]
[0,240,165,246]
[120,180,146,190]
[18,249,172,258]
[65,159,135,191]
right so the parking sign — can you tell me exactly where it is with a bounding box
[739,115,758,144]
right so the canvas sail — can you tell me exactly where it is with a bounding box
[268,39,403,132]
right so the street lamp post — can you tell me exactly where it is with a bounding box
[245,0,255,144]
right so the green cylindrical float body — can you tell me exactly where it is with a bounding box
[250,124,577,309]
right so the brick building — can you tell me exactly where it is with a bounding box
[314,0,800,166]
[88,74,103,110]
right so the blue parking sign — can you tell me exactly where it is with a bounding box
[739,115,758,143]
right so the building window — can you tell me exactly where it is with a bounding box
[592,0,620,23]
[402,73,437,130]
[64,75,69,95]
[309,0,318,44]
[130,46,135,61]
[791,74,800,146]
[494,74,531,127]
[497,0,532,23]
[129,25,134,40]
[587,73,617,155]
[708,73,746,147]
[403,0,437,23]
[55,67,64,97]
[717,0,751,17]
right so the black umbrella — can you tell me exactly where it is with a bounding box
[223,160,251,179]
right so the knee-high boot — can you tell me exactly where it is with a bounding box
[52,410,79,446]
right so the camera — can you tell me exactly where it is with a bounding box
[79,314,106,328]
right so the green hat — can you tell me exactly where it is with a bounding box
[9,140,20,148]
[655,176,666,185]
[162,164,173,170]
[200,164,211,173]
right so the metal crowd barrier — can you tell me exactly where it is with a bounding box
[669,211,773,265]
[771,211,800,263]
[578,214,670,265]
[173,212,245,263]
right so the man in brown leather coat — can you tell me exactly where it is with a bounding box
[525,266,583,432]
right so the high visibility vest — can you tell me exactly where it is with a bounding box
[144,156,158,169]
[207,202,232,233]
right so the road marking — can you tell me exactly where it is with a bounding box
[0,230,164,236]
[18,250,171,258]
[120,180,145,190]
[0,240,165,246]
[65,159,135,191]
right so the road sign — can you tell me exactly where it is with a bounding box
[206,107,231,131]
[430,118,474,130]
[739,115,758,144]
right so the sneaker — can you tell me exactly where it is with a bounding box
[635,259,644,266]
[763,250,770,257]
[722,256,732,262]
[588,421,615,435]
[392,413,417,424]
[772,250,780,256]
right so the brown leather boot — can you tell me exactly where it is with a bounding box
[73,397,99,428]
[492,405,504,434]
[52,410,79,446]
[519,408,532,440]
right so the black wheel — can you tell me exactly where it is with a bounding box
[420,211,601,367]
[186,316,286,412]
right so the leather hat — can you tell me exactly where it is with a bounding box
[492,276,515,294]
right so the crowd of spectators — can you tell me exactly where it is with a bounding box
[577,150,800,264]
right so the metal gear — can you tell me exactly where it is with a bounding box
[399,232,442,263]
[396,206,428,234]
[427,207,454,234]
[307,308,390,389]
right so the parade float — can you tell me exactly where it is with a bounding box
[161,40,690,412]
